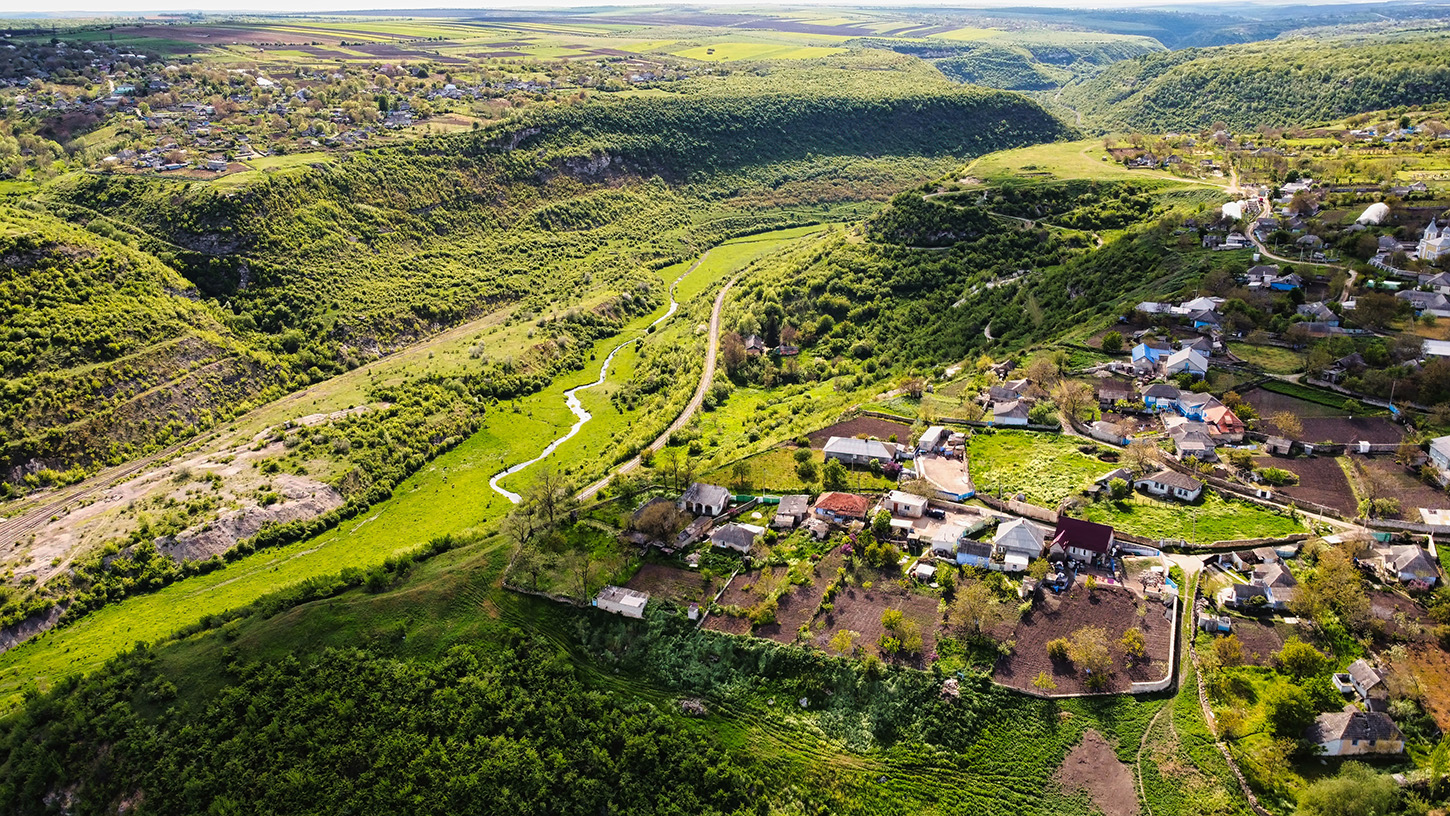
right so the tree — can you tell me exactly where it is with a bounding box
[1274,638,1327,679]
[949,582,1007,635]
[1084,574,1098,595]
[1047,637,1070,661]
[821,458,849,491]
[1100,331,1123,354]
[1028,401,1057,426]
[511,541,550,591]
[1264,684,1315,737]
[729,460,751,492]
[1032,671,1058,692]
[658,447,683,490]
[899,377,926,398]
[1051,380,1095,422]
[1025,354,1060,387]
[1212,633,1244,667]
[634,502,686,541]
[828,629,859,656]
[1269,410,1303,439]
[1123,438,1161,474]
[871,510,892,539]
[1028,558,1052,581]
[1069,626,1113,688]
[1108,478,1130,500]
[522,465,576,529]
[1120,627,1147,662]
[795,458,818,484]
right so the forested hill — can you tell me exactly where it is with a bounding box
[9,81,1067,488]
[1060,32,1450,132]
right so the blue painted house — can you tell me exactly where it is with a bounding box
[1143,383,1180,412]
[1131,340,1173,364]
[1268,273,1303,291]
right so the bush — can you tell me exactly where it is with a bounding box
[1046,637,1070,661]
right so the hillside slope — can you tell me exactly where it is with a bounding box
[1061,32,1450,132]
[16,79,1068,485]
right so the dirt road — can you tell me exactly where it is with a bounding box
[577,264,734,501]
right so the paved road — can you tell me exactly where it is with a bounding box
[576,259,734,501]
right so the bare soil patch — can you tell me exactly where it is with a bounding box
[754,552,843,644]
[1228,619,1286,666]
[809,576,941,669]
[993,585,1172,694]
[625,563,721,607]
[1369,590,1433,644]
[1257,455,1357,515]
[1244,389,1402,444]
[806,417,911,447]
[1056,729,1139,816]
[1356,456,1450,516]
[1406,646,1450,730]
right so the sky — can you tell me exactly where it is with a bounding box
[0,0,1390,16]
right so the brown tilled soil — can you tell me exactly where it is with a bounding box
[806,417,912,447]
[809,578,941,669]
[993,585,1172,694]
[1057,730,1139,816]
[754,552,843,644]
[624,563,722,607]
[1406,646,1450,730]
[1354,456,1450,517]
[1227,619,1286,666]
[1244,389,1402,444]
[1257,455,1358,515]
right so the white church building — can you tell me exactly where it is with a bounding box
[1421,218,1450,263]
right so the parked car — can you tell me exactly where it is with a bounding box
[926,508,946,520]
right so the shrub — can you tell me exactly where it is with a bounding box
[1046,637,1070,661]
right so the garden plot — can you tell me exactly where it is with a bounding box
[753,552,844,644]
[1369,590,1434,644]
[1253,455,1358,515]
[1353,456,1450,517]
[1244,388,1402,444]
[1081,490,1304,544]
[1225,619,1286,666]
[805,417,912,447]
[993,584,1173,694]
[809,579,942,668]
[624,563,724,608]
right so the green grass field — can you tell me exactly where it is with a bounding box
[968,429,1112,506]
[965,139,1226,188]
[1082,490,1305,544]
[1228,343,1304,375]
[705,446,898,494]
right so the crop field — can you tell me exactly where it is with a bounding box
[1224,619,1288,666]
[967,430,1113,506]
[1254,454,1359,515]
[670,43,848,61]
[623,562,723,607]
[809,577,942,668]
[1352,455,1450,516]
[1245,387,1403,444]
[993,584,1173,694]
[805,416,913,447]
[1082,490,1305,544]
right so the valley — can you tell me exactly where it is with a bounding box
[4,5,1450,816]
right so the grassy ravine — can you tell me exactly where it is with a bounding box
[0,227,822,712]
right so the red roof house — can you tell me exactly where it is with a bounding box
[1051,516,1116,562]
[812,492,871,522]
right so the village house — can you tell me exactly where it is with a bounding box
[1143,383,1180,412]
[1173,391,1219,421]
[678,482,732,516]
[1050,516,1116,564]
[1296,301,1338,325]
[710,522,763,554]
[930,524,965,560]
[885,490,928,518]
[1397,289,1450,315]
[594,586,649,619]
[1304,708,1403,757]
[1375,543,1440,586]
[1342,659,1388,709]
[812,492,870,524]
[992,518,1045,571]
[988,378,1038,403]
[1087,420,1128,446]
[1203,404,1246,438]
[1096,380,1135,408]
[992,400,1031,427]
[1131,340,1174,367]
[822,436,896,466]
[1165,347,1210,378]
[1429,436,1450,484]
[1250,562,1298,610]
[743,334,767,355]
[1134,469,1204,502]
[772,495,810,529]
[1167,421,1218,461]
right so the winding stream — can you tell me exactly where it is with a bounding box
[486,264,690,503]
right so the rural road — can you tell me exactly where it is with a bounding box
[576,256,734,501]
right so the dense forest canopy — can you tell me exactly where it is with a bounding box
[1061,32,1450,132]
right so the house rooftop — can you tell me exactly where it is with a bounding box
[1052,516,1114,554]
[814,492,870,518]
[680,482,731,508]
[1304,709,1401,745]
[776,494,810,516]
[822,436,894,459]
[1142,468,1203,492]
[596,585,649,609]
